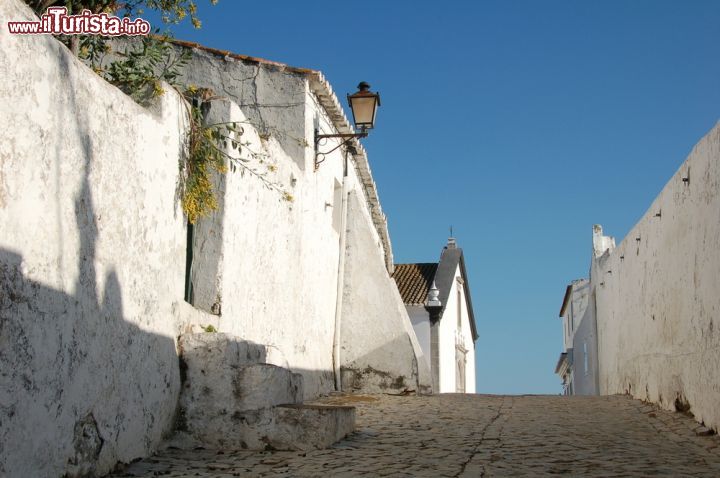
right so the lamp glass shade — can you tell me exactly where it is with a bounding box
[348,89,380,130]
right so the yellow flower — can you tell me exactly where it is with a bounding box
[153,81,165,97]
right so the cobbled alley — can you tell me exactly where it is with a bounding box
[110,393,720,477]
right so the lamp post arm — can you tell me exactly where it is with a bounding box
[315,132,368,141]
[314,130,368,171]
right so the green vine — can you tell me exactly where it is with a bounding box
[179,87,293,224]
[90,35,190,105]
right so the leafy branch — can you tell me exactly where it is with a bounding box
[101,35,190,104]
[178,87,293,224]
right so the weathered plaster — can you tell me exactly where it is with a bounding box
[1,2,430,474]
[164,39,394,272]
[186,100,339,398]
[592,123,720,431]
[173,51,424,398]
[339,190,432,393]
[0,1,188,476]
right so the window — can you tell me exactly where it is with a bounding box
[583,341,589,376]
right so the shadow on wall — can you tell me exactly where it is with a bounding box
[185,100,226,315]
[341,334,422,394]
[0,51,179,478]
[0,161,179,477]
[0,252,179,477]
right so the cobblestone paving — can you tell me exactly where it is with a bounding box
[111,394,720,477]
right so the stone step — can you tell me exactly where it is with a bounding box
[178,333,267,369]
[167,403,356,452]
[179,333,304,412]
[174,332,355,451]
[180,361,303,423]
[232,363,304,410]
[271,403,356,451]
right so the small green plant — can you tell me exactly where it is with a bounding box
[201,324,217,333]
[102,36,190,105]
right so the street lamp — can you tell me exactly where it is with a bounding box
[315,82,381,171]
[347,81,381,131]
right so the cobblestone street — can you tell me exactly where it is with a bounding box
[111,394,720,477]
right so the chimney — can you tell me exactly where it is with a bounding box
[592,224,616,258]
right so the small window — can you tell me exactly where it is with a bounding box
[583,341,589,375]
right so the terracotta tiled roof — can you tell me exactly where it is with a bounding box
[392,263,438,305]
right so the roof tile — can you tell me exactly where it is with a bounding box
[392,263,438,305]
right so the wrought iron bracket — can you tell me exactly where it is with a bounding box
[314,129,367,171]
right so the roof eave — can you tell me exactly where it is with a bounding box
[559,285,573,317]
[307,72,394,273]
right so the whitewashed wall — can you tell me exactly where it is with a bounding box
[188,98,342,397]
[340,190,432,393]
[176,45,428,397]
[592,123,720,431]
[0,1,188,476]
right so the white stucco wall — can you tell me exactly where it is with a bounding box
[340,190,432,393]
[188,97,342,398]
[173,46,308,170]
[171,44,428,398]
[0,1,189,475]
[592,123,720,431]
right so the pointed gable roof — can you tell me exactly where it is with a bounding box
[435,245,478,341]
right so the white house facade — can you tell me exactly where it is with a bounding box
[393,239,478,393]
[555,277,599,395]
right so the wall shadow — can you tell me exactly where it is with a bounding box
[0,157,179,477]
[0,34,179,478]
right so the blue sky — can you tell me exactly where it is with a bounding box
[152,1,720,394]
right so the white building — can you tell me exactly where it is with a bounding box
[393,239,478,393]
[555,277,598,395]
